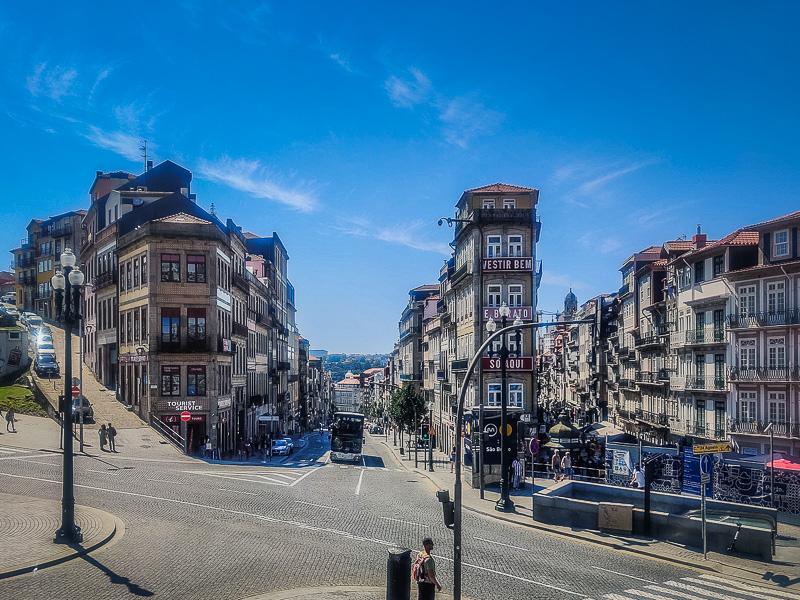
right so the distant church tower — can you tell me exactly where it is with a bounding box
[563,288,578,318]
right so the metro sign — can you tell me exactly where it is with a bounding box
[482,257,533,272]
[482,357,533,371]
[483,306,533,321]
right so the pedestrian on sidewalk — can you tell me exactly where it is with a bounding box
[414,537,442,600]
[551,449,562,482]
[561,452,573,480]
[512,456,524,490]
[630,465,645,488]
[99,424,108,451]
[107,422,117,452]
[450,446,456,473]
[5,408,16,432]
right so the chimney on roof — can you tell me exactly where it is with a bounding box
[693,224,707,249]
[96,170,103,176]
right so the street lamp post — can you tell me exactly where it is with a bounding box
[486,303,521,512]
[52,248,84,544]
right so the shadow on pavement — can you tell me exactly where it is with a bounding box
[80,554,154,597]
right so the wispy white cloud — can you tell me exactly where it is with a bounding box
[385,67,432,108]
[329,52,357,74]
[337,217,451,255]
[90,68,112,98]
[579,231,623,255]
[577,159,659,195]
[81,126,145,162]
[385,66,503,148]
[438,95,503,149]
[26,62,78,102]
[197,156,320,213]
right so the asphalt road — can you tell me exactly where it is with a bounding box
[0,432,786,600]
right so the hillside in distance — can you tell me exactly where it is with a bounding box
[323,354,388,383]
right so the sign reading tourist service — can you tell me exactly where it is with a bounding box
[482,257,533,272]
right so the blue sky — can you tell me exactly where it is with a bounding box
[2,3,799,354]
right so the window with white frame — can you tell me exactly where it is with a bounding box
[739,391,756,422]
[487,383,501,407]
[768,337,786,369]
[508,235,523,257]
[483,198,496,209]
[487,284,502,307]
[768,391,787,423]
[738,285,756,316]
[503,198,516,209]
[508,284,523,307]
[767,281,785,313]
[508,383,523,408]
[487,235,501,257]
[774,230,789,257]
[739,339,756,370]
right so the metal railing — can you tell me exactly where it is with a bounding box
[635,408,669,426]
[684,376,727,391]
[149,413,186,453]
[727,308,800,329]
[729,420,799,438]
[685,422,726,439]
[728,366,800,382]
[635,371,668,384]
[685,325,726,344]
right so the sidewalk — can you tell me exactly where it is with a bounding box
[377,434,800,590]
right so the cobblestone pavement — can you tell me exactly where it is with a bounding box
[0,415,797,599]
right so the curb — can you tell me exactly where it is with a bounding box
[0,506,124,580]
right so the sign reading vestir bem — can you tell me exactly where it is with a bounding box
[482,257,533,272]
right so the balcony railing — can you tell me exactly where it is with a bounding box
[728,366,800,382]
[277,361,290,371]
[727,308,800,329]
[450,261,472,287]
[683,376,727,391]
[17,258,34,268]
[634,326,669,348]
[618,378,635,389]
[232,321,248,337]
[451,359,469,371]
[93,270,118,291]
[729,420,800,438]
[158,335,209,352]
[50,225,73,238]
[685,325,726,344]
[635,408,669,427]
[685,422,726,440]
[635,371,668,385]
[233,272,249,293]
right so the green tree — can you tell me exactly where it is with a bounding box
[388,385,426,446]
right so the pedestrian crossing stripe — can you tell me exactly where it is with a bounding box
[185,470,307,487]
[598,574,796,600]
[0,445,37,454]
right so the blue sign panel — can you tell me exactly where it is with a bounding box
[682,447,712,496]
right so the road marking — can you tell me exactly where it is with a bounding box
[219,488,258,495]
[380,516,427,527]
[146,479,185,484]
[355,468,365,495]
[295,500,339,511]
[0,470,596,599]
[692,575,798,599]
[86,469,116,474]
[591,566,655,584]
[474,536,530,552]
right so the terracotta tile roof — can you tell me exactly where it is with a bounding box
[674,229,757,262]
[153,212,211,225]
[732,258,800,273]
[640,245,662,255]
[466,183,537,193]
[652,259,668,267]
[748,210,800,229]
[663,240,693,251]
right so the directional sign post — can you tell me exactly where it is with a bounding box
[694,442,733,454]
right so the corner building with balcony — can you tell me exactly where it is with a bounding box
[440,183,541,487]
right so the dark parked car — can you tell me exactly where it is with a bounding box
[34,354,60,377]
[72,396,94,421]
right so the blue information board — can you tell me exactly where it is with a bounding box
[682,447,712,496]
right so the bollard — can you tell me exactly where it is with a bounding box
[386,546,411,600]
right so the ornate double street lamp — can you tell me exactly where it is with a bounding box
[51,248,84,544]
[485,303,521,513]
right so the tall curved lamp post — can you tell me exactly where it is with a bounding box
[485,303,522,512]
[52,248,84,544]
[451,317,591,600]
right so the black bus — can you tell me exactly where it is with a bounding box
[329,411,364,463]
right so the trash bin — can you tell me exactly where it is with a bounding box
[386,546,411,600]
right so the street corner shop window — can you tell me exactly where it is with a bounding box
[161,365,181,396]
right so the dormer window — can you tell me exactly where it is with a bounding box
[503,198,516,209]
[774,230,789,257]
[483,198,495,209]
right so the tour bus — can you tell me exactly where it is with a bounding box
[329,411,364,463]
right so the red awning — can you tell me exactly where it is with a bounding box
[769,458,800,471]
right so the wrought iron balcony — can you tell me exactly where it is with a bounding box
[684,376,727,391]
[93,270,118,291]
[232,321,248,337]
[635,408,669,427]
[727,308,800,329]
[50,224,73,238]
[729,420,799,438]
[451,359,468,371]
[728,366,800,382]
[635,371,668,385]
[685,422,726,440]
[233,272,249,293]
[277,361,290,371]
[685,325,726,345]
